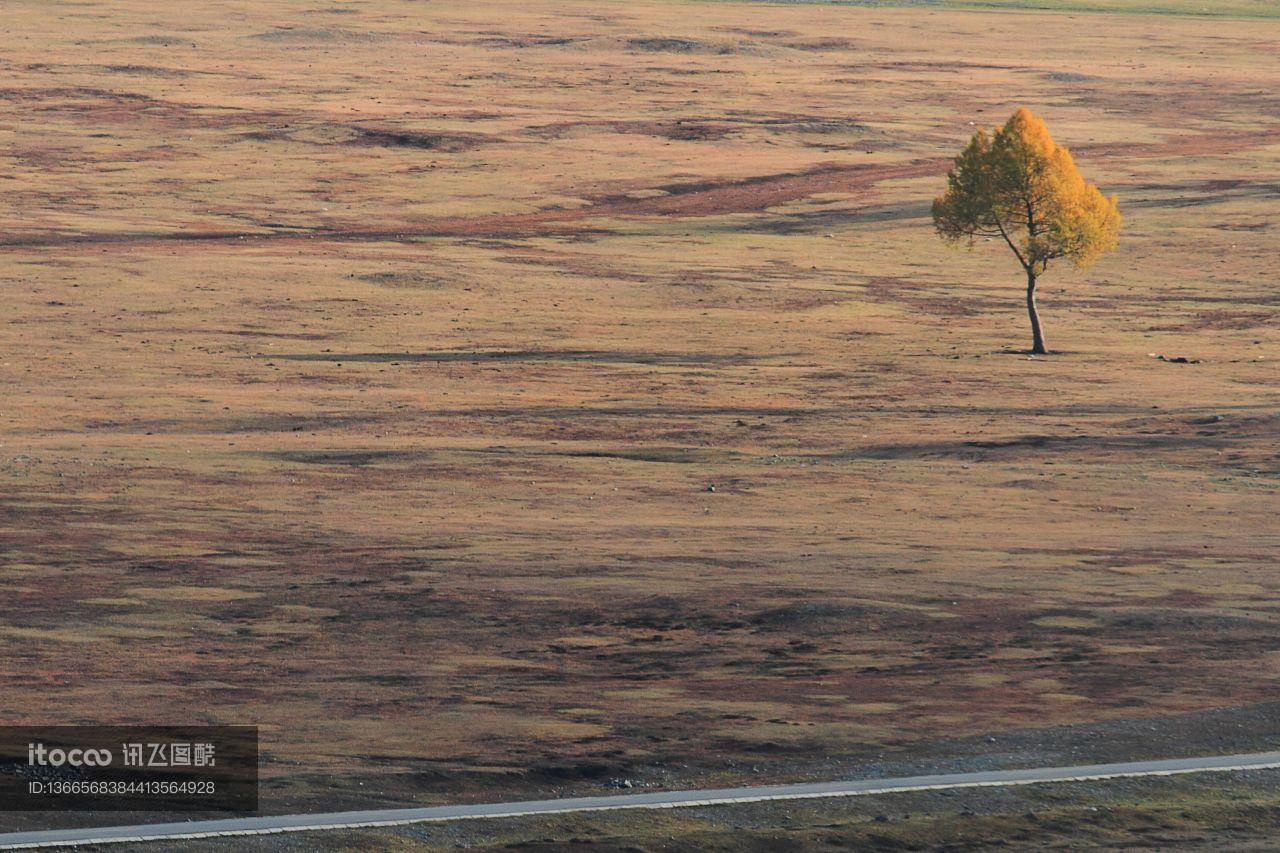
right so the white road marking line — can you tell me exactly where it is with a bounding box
[2,752,1278,850]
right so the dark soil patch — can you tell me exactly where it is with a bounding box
[249,28,388,44]
[351,127,485,152]
[354,270,451,289]
[265,450,430,466]
[549,447,742,465]
[627,37,706,53]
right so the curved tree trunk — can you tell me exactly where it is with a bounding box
[1026,269,1047,354]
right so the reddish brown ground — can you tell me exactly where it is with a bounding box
[0,0,1277,815]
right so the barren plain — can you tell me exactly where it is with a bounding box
[1,0,1278,837]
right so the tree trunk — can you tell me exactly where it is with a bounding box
[1026,269,1047,354]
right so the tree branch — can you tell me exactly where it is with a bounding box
[993,218,1029,271]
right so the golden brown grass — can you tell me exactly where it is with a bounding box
[0,0,1277,810]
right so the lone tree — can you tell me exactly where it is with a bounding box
[932,108,1120,354]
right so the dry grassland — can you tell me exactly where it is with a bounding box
[0,0,1277,813]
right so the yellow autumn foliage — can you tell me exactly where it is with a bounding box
[933,108,1120,275]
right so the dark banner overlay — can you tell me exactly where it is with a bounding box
[0,726,257,812]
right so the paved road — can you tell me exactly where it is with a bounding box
[2,751,1278,849]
